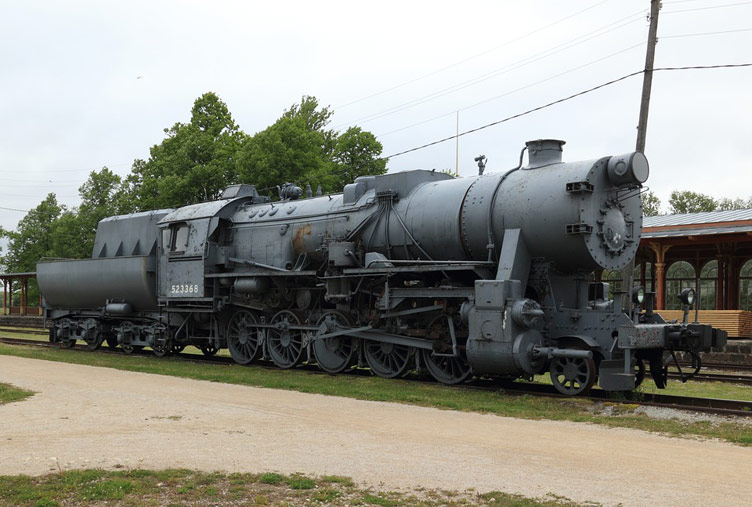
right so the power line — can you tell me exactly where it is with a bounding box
[334,11,647,130]
[382,63,752,160]
[333,0,614,110]
[661,27,752,39]
[0,206,29,213]
[377,41,645,138]
[663,1,752,14]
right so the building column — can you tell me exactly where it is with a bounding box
[727,256,737,310]
[650,242,671,310]
[21,277,27,316]
[716,254,724,310]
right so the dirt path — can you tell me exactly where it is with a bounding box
[1,355,750,506]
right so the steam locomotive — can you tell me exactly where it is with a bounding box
[37,139,726,395]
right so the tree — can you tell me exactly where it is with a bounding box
[717,196,752,211]
[237,96,387,196]
[640,191,662,217]
[332,127,388,192]
[50,168,125,259]
[125,92,246,210]
[668,190,717,214]
[237,96,337,195]
[0,194,62,273]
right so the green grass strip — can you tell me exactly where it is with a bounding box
[1,343,751,445]
[0,381,34,405]
[0,469,578,506]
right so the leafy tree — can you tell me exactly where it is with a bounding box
[332,127,387,191]
[50,168,125,259]
[640,191,662,217]
[0,194,62,273]
[237,96,387,196]
[237,96,337,194]
[668,190,717,214]
[717,196,752,211]
[125,92,246,210]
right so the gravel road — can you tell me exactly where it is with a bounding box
[1,355,750,506]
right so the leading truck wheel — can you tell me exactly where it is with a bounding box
[550,356,596,396]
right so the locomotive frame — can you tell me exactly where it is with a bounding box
[37,140,726,395]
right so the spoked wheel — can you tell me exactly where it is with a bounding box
[364,340,413,378]
[313,311,355,374]
[226,310,261,365]
[550,356,596,396]
[200,344,219,357]
[267,310,305,369]
[421,349,472,385]
[633,357,646,388]
[421,315,471,384]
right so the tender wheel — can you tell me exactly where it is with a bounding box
[200,344,219,357]
[421,349,471,385]
[121,344,143,354]
[85,334,103,351]
[268,310,305,369]
[60,338,76,349]
[105,336,119,350]
[170,343,186,354]
[152,340,171,357]
[633,357,646,388]
[227,310,261,365]
[364,341,413,378]
[550,356,596,396]
[313,311,355,374]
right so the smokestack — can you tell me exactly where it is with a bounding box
[525,139,565,168]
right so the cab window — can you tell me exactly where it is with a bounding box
[161,229,171,254]
[171,224,190,253]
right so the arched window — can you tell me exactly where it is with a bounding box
[740,260,752,311]
[665,261,696,310]
[601,269,622,299]
[699,260,717,310]
[634,262,653,292]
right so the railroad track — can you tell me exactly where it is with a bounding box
[2,335,751,418]
[0,326,48,335]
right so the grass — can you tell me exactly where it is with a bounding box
[0,381,34,405]
[1,342,751,445]
[0,469,579,506]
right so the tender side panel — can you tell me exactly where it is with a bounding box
[37,256,158,311]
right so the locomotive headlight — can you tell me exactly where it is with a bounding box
[679,288,695,306]
[607,152,649,187]
[631,286,645,305]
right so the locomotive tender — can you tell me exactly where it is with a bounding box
[37,139,726,395]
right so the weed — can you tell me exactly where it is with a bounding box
[258,472,284,485]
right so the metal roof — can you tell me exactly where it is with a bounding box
[643,224,752,239]
[643,208,752,228]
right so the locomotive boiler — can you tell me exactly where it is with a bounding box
[37,139,726,395]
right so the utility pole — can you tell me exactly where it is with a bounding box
[636,0,661,153]
[625,0,661,316]
[455,111,459,177]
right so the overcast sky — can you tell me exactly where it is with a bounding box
[1,0,751,239]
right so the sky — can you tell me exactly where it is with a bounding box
[1,0,751,242]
